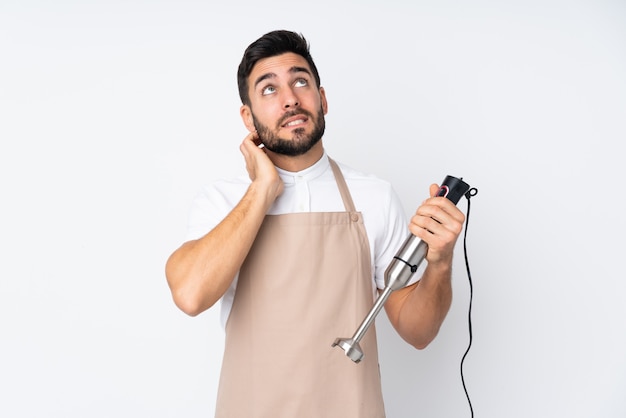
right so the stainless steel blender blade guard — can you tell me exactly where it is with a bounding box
[332,337,364,363]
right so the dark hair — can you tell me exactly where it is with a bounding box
[237,30,321,106]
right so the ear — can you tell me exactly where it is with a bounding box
[319,87,329,115]
[240,105,255,132]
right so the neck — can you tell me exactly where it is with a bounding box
[266,141,325,172]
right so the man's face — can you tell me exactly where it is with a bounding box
[241,52,328,156]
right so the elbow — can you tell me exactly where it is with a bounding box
[410,337,434,351]
[165,258,212,317]
[404,327,441,350]
[407,337,434,351]
[167,277,213,317]
[173,294,205,317]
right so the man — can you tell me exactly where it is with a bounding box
[166,30,465,417]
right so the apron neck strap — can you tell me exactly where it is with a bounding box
[328,158,357,213]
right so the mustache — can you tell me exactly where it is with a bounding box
[277,110,313,127]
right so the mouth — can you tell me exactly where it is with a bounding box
[281,114,308,129]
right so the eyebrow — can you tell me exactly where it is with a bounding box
[253,66,312,89]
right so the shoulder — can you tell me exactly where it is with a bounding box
[185,175,250,240]
[330,159,406,231]
[195,175,251,206]
[333,160,397,199]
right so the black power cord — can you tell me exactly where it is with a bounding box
[460,187,478,418]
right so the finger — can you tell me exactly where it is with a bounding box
[242,130,257,146]
[244,130,264,147]
[429,183,440,198]
[417,207,464,238]
[413,197,465,235]
[241,132,263,156]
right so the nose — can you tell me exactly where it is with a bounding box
[282,87,300,109]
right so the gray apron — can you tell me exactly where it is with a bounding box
[215,158,385,417]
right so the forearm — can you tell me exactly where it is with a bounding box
[386,260,453,349]
[165,183,272,316]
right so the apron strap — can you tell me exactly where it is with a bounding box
[328,158,357,213]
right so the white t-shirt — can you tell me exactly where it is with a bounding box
[186,152,422,327]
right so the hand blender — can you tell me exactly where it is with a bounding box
[332,175,471,363]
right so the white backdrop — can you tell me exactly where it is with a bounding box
[1,1,625,417]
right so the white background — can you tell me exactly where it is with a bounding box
[1,1,625,417]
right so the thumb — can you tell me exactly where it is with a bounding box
[429,183,440,198]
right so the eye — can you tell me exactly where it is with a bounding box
[261,85,276,96]
[294,78,308,87]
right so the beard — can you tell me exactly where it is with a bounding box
[252,106,326,157]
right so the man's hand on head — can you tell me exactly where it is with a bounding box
[240,130,284,203]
